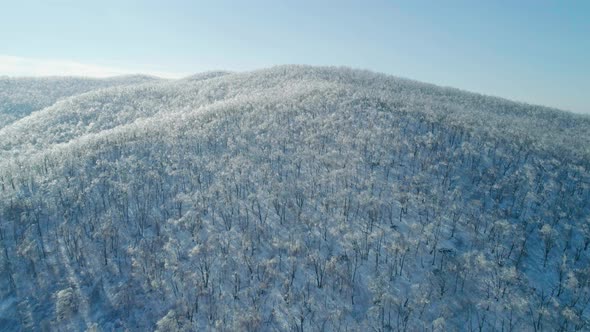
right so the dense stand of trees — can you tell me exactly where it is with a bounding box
[0,66,589,331]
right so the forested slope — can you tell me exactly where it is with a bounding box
[0,66,589,331]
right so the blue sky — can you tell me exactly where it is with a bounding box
[1,0,588,113]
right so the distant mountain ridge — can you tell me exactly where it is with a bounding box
[0,75,159,128]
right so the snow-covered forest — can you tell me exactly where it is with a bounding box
[0,65,589,331]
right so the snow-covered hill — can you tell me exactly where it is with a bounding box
[0,65,589,331]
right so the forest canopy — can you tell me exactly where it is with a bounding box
[0,65,589,331]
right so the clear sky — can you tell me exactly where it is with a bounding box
[1,0,588,113]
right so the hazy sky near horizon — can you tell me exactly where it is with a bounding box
[1,0,588,113]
